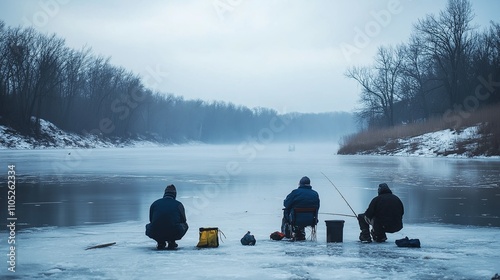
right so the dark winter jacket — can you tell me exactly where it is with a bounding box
[283,185,320,224]
[146,193,188,242]
[364,187,404,233]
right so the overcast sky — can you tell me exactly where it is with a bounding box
[1,0,499,113]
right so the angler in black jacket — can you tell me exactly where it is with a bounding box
[358,183,404,243]
[146,184,188,250]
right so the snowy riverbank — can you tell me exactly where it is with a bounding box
[347,126,499,158]
[0,118,165,149]
[388,126,481,157]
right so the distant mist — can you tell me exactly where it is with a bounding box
[0,21,357,145]
[274,112,357,143]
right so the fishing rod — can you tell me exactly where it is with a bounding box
[320,172,358,218]
[319,212,357,218]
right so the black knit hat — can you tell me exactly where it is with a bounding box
[299,176,310,186]
[164,184,177,198]
[378,183,391,195]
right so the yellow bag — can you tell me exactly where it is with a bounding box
[196,227,225,248]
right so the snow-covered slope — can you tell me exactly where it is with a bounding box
[0,118,162,149]
[362,126,493,158]
[391,126,481,157]
[385,126,480,157]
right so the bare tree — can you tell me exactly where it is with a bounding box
[31,34,66,135]
[414,0,475,108]
[346,46,405,127]
[58,47,91,129]
[0,21,7,116]
[4,27,39,132]
[399,35,446,120]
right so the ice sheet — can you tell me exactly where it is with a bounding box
[1,144,499,279]
[2,218,499,279]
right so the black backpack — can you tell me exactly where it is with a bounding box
[240,231,256,246]
[395,236,420,248]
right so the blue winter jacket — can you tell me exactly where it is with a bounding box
[283,185,320,224]
[146,193,188,242]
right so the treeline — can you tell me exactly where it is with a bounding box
[346,0,500,128]
[0,21,352,143]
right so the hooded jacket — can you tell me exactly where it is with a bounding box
[147,192,188,241]
[364,185,404,233]
[284,185,320,215]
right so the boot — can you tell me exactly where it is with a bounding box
[294,227,306,241]
[358,214,372,242]
[371,229,387,243]
[359,232,372,243]
[166,241,178,250]
[157,241,166,250]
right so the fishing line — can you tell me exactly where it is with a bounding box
[320,171,358,218]
[319,212,357,218]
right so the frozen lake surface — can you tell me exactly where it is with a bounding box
[1,143,500,279]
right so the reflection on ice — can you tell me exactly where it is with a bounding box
[1,144,500,278]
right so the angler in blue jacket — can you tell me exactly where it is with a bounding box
[146,184,189,250]
[281,176,320,240]
[358,183,404,243]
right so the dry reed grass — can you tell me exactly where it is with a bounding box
[338,104,500,156]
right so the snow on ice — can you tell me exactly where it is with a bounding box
[2,218,499,279]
